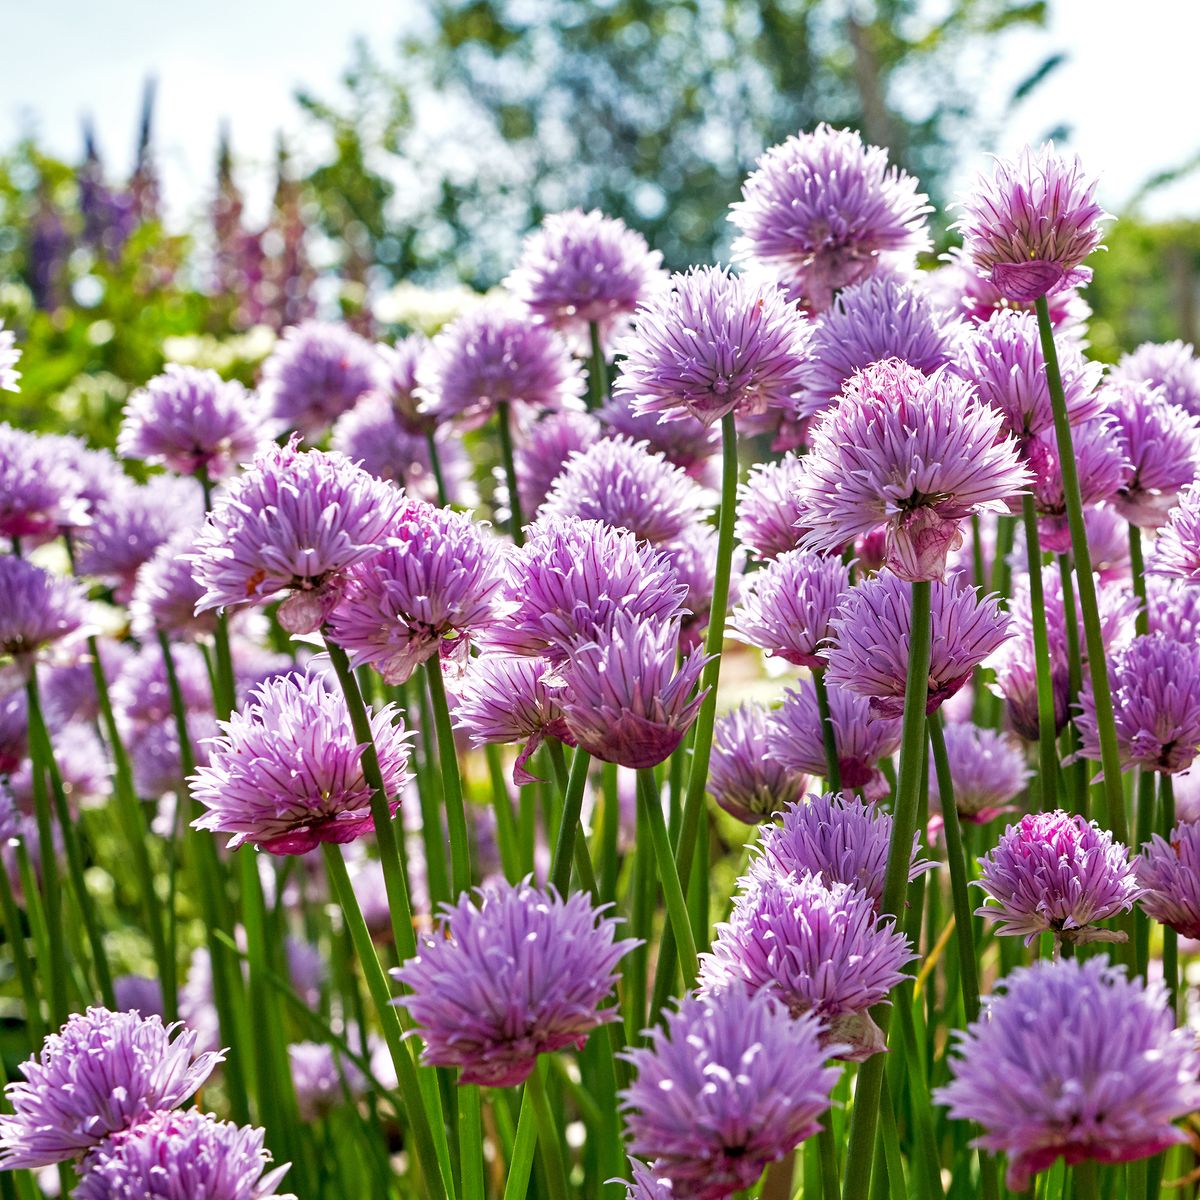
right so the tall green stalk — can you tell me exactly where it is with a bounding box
[497,401,525,548]
[812,667,842,792]
[1020,495,1062,807]
[426,432,451,507]
[424,656,473,896]
[588,321,609,409]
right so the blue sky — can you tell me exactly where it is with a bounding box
[3,1,1197,228]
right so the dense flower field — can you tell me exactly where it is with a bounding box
[1,127,1200,1200]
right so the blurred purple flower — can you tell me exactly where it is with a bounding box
[0,424,88,541]
[513,409,602,518]
[735,454,808,560]
[598,392,720,483]
[130,526,219,641]
[1111,339,1200,419]
[0,556,86,665]
[1136,819,1200,939]
[112,975,165,1018]
[288,1041,366,1122]
[929,721,1030,823]
[658,525,744,653]
[373,333,435,435]
[707,703,809,823]
[111,641,212,736]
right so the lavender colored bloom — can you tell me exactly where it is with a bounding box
[417,304,586,430]
[731,549,849,667]
[129,713,217,798]
[505,208,667,352]
[130,526,219,640]
[974,811,1141,946]
[0,323,19,392]
[707,703,809,823]
[0,557,86,664]
[512,409,602,518]
[729,124,931,311]
[288,1042,366,1122]
[72,1108,293,1200]
[598,393,720,483]
[189,438,405,634]
[794,276,961,420]
[0,425,88,541]
[44,435,125,522]
[327,503,510,684]
[795,360,1029,581]
[955,144,1107,304]
[1136,819,1200,939]
[374,333,435,435]
[1112,339,1200,419]
[1149,575,1200,643]
[1152,481,1200,580]
[929,722,1030,823]
[936,956,1200,1190]
[735,454,808,560]
[541,436,713,544]
[613,266,810,427]
[620,1161,676,1200]
[0,1007,224,1170]
[113,975,165,1017]
[393,880,637,1087]
[658,526,744,653]
[485,515,687,663]
[620,988,838,1200]
[190,669,413,855]
[559,614,709,770]
[826,569,1011,717]
[260,320,384,437]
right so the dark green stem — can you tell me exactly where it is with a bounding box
[549,745,592,896]
[812,667,842,792]
[1021,494,1062,807]
[587,321,609,410]
[426,431,450,507]
[424,657,473,896]
[526,1059,570,1200]
[497,401,525,547]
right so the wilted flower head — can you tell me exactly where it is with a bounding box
[0,323,19,392]
[514,409,602,517]
[599,392,720,482]
[936,956,1200,1190]
[620,988,838,1200]
[189,438,405,634]
[260,320,383,437]
[327,503,509,684]
[288,1042,366,1123]
[956,143,1107,303]
[707,703,809,823]
[735,454,808,560]
[614,266,810,427]
[974,810,1141,945]
[0,425,89,541]
[393,879,637,1087]
[0,556,86,665]
[826,569,1011,717]
[794,276,961,420]
[560,614,709,769]
[190,669,413,855]
[1112,339,1200,419]
[72,1108,293,1200]
[1135,819,1200,939]
[796,361,1029,581]
[929,722,1030,823]
[729,123,931,311]
[0,1007,224,1169]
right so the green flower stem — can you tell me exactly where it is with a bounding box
[1134,768,1157,977]
[1072,1160,1099,1200]
[424,657,473,896]
[598,762,621,905]
[497,401,525,548]
[841,579,932,1200]
[0,856,43,1042]
[812,667,842,792]
[1055,558,1090,820]
[1128,525,1150,637]
[549,744,593,896]
[817,1123,841,1200]
[588,321,609,409]
[500,1083,539,1200]
[1021,494,1063,807]
[413,680,452,907]
[13,845,53,1016]
[526,1058,570,1200]
[625,797,652,1043]
[426,432,451,508]
[1036,294,1128,844]
[1161,773,1178,1016]
[458,1084,485,1200]
[484,743,523,881]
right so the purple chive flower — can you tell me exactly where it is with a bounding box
[707,703,809,823]
[559,614,710,770]
[974,811,1141,946]
[621,1161,675,1200]
[955,143,1107,304]
[260,320,384,437]
[735,454,808,560]
[929,722,1030,823]
[1112,340,1200,419]
[373,333,435,435]
[956,308,1103,441]
[129,527,218,641]
[1152,482,1200,580]
[701,870,913,1059]
[0,557,86,666]
[0,1007,224,1170]
[620,988,838,1200]
[189,669,413,855]
[753,792,930,913]
[0,323,19,392]
[825,569,1011,717]
[505,208,668,352]
[393,879,637,1087]
[730,549,849,667]
[111,642,212,736]
[514,409,602,517]
[936,956,1200,1191]
[659,525,745,653]
[793,276,961,420]
[1076,633,1200,775]
[541,436,713,544]
[189,438,405,635]
[485,515,687,663]
[0,424,88,541]
[598,393,720,483]
[728,123,932,311]
[1136,819,1200,939]
[117,365,267,478]
[326,502,510,684]
[796,360,1029,581]
[129,713,217,798]
[613,266,810,427]
[288,1042,366,1122]
[416,304,586,430]
[72,1108,293,1200]
[1149,575,1200,643]
[113,975,165,1018]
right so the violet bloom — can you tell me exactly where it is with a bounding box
[929,722,1030,824]
[1150,575,1200,644]
[620,988,838,1200]
[621,1161,675,1200]
[288,1042,366,1122]
[1112,340,1200,419]
[730,548,849,667]
[793,275,961,420]
[936,956,1200,1190]
[613,265,810,427]
[955,143,1107,304]
[541,436,714,544]
[1136,819,1200,939]
[72,1108,293,1200]
[189,438,405,635]
[117,364,267,478]
[505,208,668,352]
[374,333,435,435]
[0,1007,224,1170]
[189,670,413,855]
[728,123,931,311]
[416,304,586,430]
[393,880,637,1087]
[485,515,687,663]
[825,569,1011,717]
[0,556,86,667]
[113,974,165,1018]
[707,703,809,823]
[514,409,602,517]
[260,320,384,437]
[598,392,720,483]
[659,525,745,653]
[1152,482,1200,580]
[559,614,709,770]
[129,527,220,641]
[111,642,212,737]
[326,502,510,684]
[0,323,19,392]
[735,454,808,560]
[974,810,1141,946]
[753,792,930,913]
[1076,633,1200,775]
[795,360,1029,581]
[0,424,88,541]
